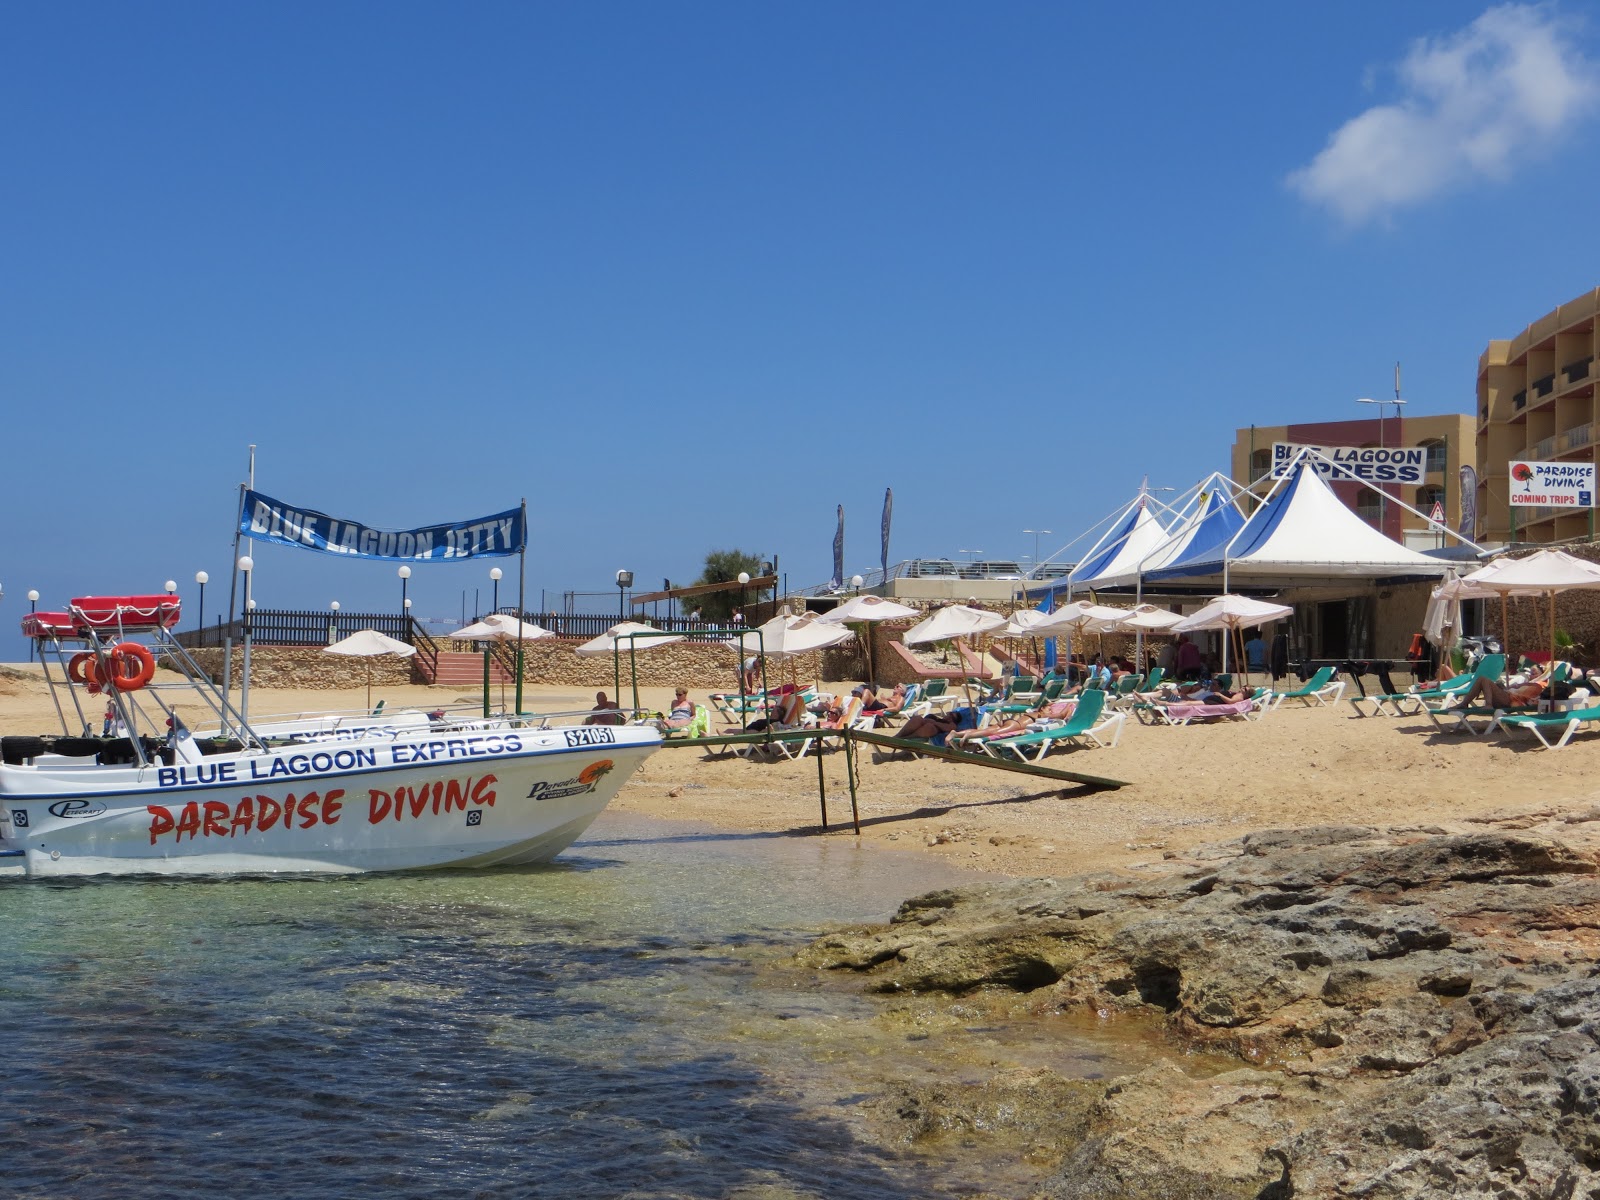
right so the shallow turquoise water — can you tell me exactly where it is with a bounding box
[0,811,1042,1198]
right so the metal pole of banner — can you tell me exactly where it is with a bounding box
[220,476,248,736]
[515,500,527,715]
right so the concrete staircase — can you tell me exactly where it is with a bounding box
[420,650,514,687]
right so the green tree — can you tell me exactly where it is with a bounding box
[693,549,764,623]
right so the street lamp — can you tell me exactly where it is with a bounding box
[195,571,209,635]
[329,599,340,645]
[615,569,633,622]
[27,590,38,663]
[1023,529,1052,570]
[489,566,502,616]
[850,573,864,593]
[164,579,177,595]
[398,565,411,617]
[737,571,750,624]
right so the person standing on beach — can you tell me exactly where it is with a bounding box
[1175,634,1204,681]
[1244,629,1267,673]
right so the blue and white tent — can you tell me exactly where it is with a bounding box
[1089,474,1247,590]
[1144,454,1451,588]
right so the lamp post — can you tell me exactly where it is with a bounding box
[851,573,863,594]
[195,571,209,639]
[615,569,633,622]
[1023,529,1052,571]
[329,600,340,645]
[398,565,411,619]
[737,571,750,624]
[489,567,502,615]
[27,589,38,662]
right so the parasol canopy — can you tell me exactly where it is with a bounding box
[1172,594,1293,633]
[575,621,684,656]
[1031,599,1130,638]
[323,628,417,708]
[1102,603,1186,633]
[816,594,919,624]
[902,604,1005,646]
[1455,549,1600,662]
[999,608,1055,636]
[448,613,555,642]
[726,614,856,659]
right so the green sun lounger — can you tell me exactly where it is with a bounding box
[983,689,1124,761]
[1268,665,1345,711]
[1492,703,1600,749]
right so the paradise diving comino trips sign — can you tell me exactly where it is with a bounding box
[1509,461,1596,508]
[240,489,526,560]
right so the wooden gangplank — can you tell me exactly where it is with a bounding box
[653,726,1126,835]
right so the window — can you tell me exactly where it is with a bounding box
[1354,487,1383,524]
[1249,448,1271,477]
[1416,484,1445,513]
[1420,439,1447,473]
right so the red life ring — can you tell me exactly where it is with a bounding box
[106,643,157,692]
[67,653,96,685]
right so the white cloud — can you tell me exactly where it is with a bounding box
[1287,4,1599,224]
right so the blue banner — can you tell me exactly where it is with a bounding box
[831,504,844,589]
[239,489,525,561]
[880,487,892,579]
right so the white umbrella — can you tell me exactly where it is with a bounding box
[449,612,556,643]
[1031,600,1130,639]
[1000,608,1055,636]
[323,628,417,709]
[816,594,918,680]
[574,621,684,656]
[1457,549,1600,662]
[1173,594,1293,675]
[447,613,556,712]
[576,621,686,712]
[902,604,1005,646]
[816,594,919,624]
[1111,604,1186,632]
[727,614,856,659]
[903,605,1005,711]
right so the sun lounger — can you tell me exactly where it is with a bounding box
[983,690,1124,760]
[1152,699,1256,725]
[1491,703,1600,749]
[1269,665,1346,711]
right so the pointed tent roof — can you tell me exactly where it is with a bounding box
[1146,458,1449,583]
[1067,500,1169,588]
[1094,481,1247,589]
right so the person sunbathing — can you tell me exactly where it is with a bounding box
[733,690,806,733]
[899,710,964,742]
[661,687,696,731]
[945,710,1039,749]
[1444,670,1547,711]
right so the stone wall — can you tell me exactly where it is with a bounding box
[190,647,415,690]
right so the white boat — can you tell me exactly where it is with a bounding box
[0,595,660,878]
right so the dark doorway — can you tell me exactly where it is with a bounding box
[1318,600,1349,659]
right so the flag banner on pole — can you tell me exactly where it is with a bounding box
[239,489,526,560]
[831,505,845,589]
[880,488,892,579]
[1458,464,1477,536]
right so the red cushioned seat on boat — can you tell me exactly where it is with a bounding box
[20,612,77,639]
[70,595,182,631]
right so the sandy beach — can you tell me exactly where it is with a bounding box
[5,666,1596,880]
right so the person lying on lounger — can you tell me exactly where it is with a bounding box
[1443,667,1549,711]
[945,710,1039,749]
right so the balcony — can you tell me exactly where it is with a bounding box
[1527,433,1558,461]
[1563,357,1593,384]
[1513,390,1527,411]
[1559,423,1595,454]
[1534,374,1556,398]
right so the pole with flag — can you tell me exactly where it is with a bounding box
[831,505,845,590]
[880,487,892,582]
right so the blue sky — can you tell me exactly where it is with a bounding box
[5,1,1600,653]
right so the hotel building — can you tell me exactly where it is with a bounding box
[1476,287,1600,544]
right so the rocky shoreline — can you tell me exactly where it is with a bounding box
[796,809,1600,1198]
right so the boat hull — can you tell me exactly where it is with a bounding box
[0,724,658,878]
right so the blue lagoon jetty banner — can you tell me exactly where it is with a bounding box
[240,489,526,560]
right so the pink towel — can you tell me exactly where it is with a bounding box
[1166,700,1254,722]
